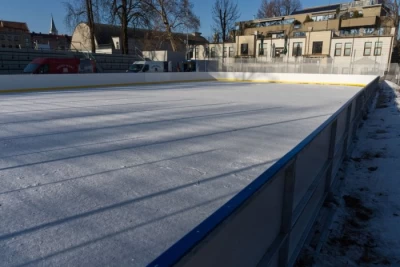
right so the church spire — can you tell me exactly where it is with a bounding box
[49,15,58,35]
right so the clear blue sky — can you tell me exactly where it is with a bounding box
[0,0,344,37]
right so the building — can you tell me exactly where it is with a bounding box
[70,23,209,56]
[208,0,396,71]
[31,16,71,50]
[0,20,31,49]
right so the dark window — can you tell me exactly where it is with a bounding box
[335,43,342,56]
[293,32,306,37]
[143,65,149,72]
[223,47,227,58]
[229,47,234,57]
[211,47,216,58]
[259,43,265,55]
[312,41,323,54]
[205,47,209,57]
[241,43,248,55]
[292,42,302,56]
[374,42,382,56]
[363,42,372,56]
[39,64,49,74]
[344,42,352,56]
[0,35,4,40]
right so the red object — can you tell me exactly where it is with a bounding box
[23,58,96,74]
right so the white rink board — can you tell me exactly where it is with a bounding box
[0,81,362,266]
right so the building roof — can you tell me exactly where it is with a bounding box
[291,4,341,15]
[0,20,29,32]
[93,23,208,45]
[50,16,58,35]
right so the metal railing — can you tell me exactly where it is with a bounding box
[205,57,396,76]
[149,76,380,267]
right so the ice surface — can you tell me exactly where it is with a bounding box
[0,82,361,266]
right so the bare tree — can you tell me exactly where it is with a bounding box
[64,0,101,53]
[257,0,301,18]
[142,0,200,52]
[212,0,240,43]
[257,0,282,18]
[382,0,399,41]
[281,0,301,16]
[102,0,151,54]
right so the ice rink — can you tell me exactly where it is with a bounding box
[0,81,362,266]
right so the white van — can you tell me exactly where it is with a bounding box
[127,61,167,73]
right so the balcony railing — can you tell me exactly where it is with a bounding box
[340,0,379,9]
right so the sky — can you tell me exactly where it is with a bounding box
[0,0,344,38]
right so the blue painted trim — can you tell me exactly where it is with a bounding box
[147,77,379,267]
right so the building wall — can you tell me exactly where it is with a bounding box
[255,37,306,62]
[70,23,94,52]
[208,43,236,58]
[361,5,382,17]
[236,35,256,56]
[305,30,332,55]
[330,36,392,66]
[0,30,31,49]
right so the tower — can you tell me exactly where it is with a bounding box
[49,15,58,35]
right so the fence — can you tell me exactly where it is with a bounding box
[205,57,398,76]
[149,76,380,267]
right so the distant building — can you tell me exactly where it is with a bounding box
[0,20,31,49]
[70,22,209,56]
[31,16,71,50]
[208,0,396,70]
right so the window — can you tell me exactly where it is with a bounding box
[195,47,199,58]
[293,32,306,37]
[311,14,335,22]
[229,47,234,57]
[8,45,12,48]
[374,42,382,56]
[7,35,12,41]
[276,33,285,38]
[205,47,209,57]
[1,44,5,48]
[211,47,216,58]
[241,43,248,55]
[312,41,323,54]
[294,24,301,29]
[116,41,120,49]
[39,64,49,74]
[0,35,4,40]
[223,47,227,58]
[292,42,302,56]
[259,43,265,55]
[363,42,372,56]
[335,43,342,56]
[14,35,19,41]
[344,42,352,56]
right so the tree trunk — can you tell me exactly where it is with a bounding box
[160,5,177,51]
[86,0,96,53]
[121,0,129,54]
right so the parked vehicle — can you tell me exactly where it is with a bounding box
[23,58,96,74]
[127,61,168,73]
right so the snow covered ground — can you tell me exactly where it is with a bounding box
[0,82,362,266]
[306,81,400,266]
